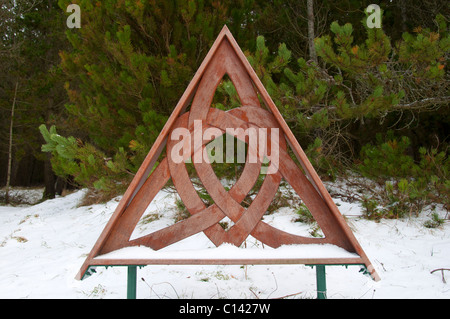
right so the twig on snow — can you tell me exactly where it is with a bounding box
[430,268,450,284]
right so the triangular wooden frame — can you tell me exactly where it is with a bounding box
[76,26,380,281]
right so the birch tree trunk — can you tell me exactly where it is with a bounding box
[5,81,19,204]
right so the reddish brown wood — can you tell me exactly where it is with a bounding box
[76,25,380,282]
[90,257,365,266]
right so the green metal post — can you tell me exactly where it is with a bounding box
[316,265,327,299]
[127,266,137,299]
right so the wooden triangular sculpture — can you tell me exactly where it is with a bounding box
[76,25,380,281]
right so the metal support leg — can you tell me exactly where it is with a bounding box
[127,266,137,299]
[316,265,327,299]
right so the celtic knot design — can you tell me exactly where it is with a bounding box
[96,33,356,256]
[77,26,380,283]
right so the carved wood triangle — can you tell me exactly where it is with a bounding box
[76,25,380,282]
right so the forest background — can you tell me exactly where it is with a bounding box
[1,0,448,219]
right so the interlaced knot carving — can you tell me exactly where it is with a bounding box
[76,26,379,283]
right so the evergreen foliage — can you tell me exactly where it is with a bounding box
[39,124,131,197]
[358,131,449,219]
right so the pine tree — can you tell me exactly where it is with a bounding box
[242,11,449,176]
[40,0,261,197]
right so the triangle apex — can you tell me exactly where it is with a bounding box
[219,24,233,38]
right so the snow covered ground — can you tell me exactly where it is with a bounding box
[0,187,449,299]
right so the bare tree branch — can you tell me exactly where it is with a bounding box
[394,96,450,111]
